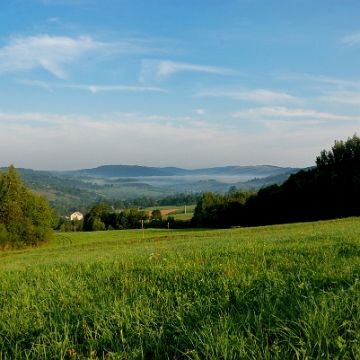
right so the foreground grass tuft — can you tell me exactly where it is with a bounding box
[1,219,360,359]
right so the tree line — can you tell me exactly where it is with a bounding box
[192,134,360,228]
[80,204,190,231]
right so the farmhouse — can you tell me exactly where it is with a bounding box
[70,211,83,221]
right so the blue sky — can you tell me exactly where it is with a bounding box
[1,0,359,170]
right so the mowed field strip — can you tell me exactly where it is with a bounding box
[143,205,196,221]
[1,218,360,359]
[147,209,178,217]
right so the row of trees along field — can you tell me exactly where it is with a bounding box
[106,193,202,210]
[82,203,190,231]
[0,165,53,248]
[54,193,202,225]
[193,134,360,228]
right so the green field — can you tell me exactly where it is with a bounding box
[1,218,360,359]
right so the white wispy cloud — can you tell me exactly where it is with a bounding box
[140,59,239,82]
[276,72,360,105]
[341,32,360,46]
[19,80,166,93]
[277,72,360,88]
[196,89,295,103]
[320,91,360,105]
[0,34,155,79]
[0,35,107,79]
[157,60,238,77]
[233,107,359,121]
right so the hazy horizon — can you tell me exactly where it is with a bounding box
[0,163,301,173]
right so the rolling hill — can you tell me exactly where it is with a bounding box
[59,164,299,178]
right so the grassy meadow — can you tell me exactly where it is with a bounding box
[1,218,360,359]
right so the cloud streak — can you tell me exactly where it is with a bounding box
[196,89,295,103]
[341,32,360,46]
[19,80,167,93]
[277,72,360,88]
[140,59,239,82]
[275,73,360,106]
[157,60,238,77]
[233,107,360,121]
[0,35,108,79]
[320,91,360,105]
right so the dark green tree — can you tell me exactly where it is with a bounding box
[0,165,53,248]
[116,211,129,230]
[316,134,360,169]
[244,134,360,226]
[192,191,252,227]
[315,133,360,218]
[127,207,142,228]
[83,203,110,231]
[151,209,162,220]
[192,192,223,227]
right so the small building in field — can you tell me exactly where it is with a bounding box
[70,211,83,221]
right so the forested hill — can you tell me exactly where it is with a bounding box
[61,165,174,177]
[59,164,299,178]
[0,168,101,190]
[162,165,298,176]
[0,168,103,215]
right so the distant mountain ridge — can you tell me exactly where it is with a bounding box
[60,165,174,177]
[60,164,299,178]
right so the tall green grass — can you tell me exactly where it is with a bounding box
[1,218,360,359]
